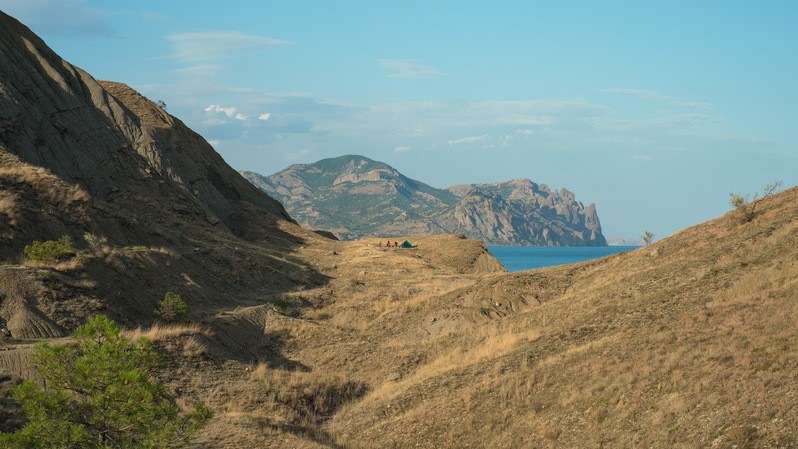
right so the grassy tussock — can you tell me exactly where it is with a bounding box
[0,165,90,207]
[0,192,17,227]
[209,364,367,432]
[125,323,211,342]
[715,261,798,303]
[363,325,538,407]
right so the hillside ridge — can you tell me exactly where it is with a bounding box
[243,154,606,246]
[2,10,797,448]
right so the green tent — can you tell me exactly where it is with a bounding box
[399,240,414,248]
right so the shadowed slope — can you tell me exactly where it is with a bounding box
[0,11,324,341]
[0,11,291,251]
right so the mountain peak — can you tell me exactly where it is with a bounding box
[244,156,606,246]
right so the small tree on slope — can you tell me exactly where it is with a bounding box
[729,180,782,223]
[0,315,211,448]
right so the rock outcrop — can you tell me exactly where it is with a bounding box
[244,155,606,246]
[0,10,292,255]
[0,11,309,338]
[440,179,606,246]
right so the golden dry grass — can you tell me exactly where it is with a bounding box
[3,170,797,448]
[0,165,90,207]
[322,187,798,448]
[124,322,211,342]
[0,191,17,226]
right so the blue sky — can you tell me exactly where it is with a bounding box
[3,0,797,240]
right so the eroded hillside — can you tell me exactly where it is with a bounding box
[1,10,797,449]
[160,186,797,448]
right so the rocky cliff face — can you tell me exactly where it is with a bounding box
[439,179,606,246]
[244,156,607,246]
[0,11,312,338]
[0,10,292,253]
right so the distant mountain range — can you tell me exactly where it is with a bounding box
[242,155,607,246]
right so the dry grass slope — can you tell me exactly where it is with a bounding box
[324,186,798,448]
[2,12,796,446]
[3,187,797,447]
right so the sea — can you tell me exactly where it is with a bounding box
[487,246,640,272]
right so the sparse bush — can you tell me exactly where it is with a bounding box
[265,298,290,312]
[156,292,190,323]
[0,315,211,448]
[729,180,782,223]
[23,235,76,263]
[83,232,108,252]
[641,231,655,246]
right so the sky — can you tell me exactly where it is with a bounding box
[2,0,797,240]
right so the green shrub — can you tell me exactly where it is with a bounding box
[0,315,211,448]
[156,292,190,323]
[23,236,76,263]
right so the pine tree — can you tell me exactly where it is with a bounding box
[0,315,211,448]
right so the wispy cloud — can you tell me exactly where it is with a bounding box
[258,113,272,121]
[168,31,290,62]
[448,134,491,146]
[378,59,445,79]
[394,146,411,153]
[600,88,712,110]
[171,64,225,80]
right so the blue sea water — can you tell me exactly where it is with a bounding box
[487,246,640,272]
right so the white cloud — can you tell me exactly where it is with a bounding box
[258,113,272,121]
[168,31,289,62]
[171,64,225,79]
[378,59,445,79]
[600,88,712,110]
[207,139,221,148]
[448,134,491,146]
[204,104,238,118]
[394,146,411,153]
[234,113,248,121]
